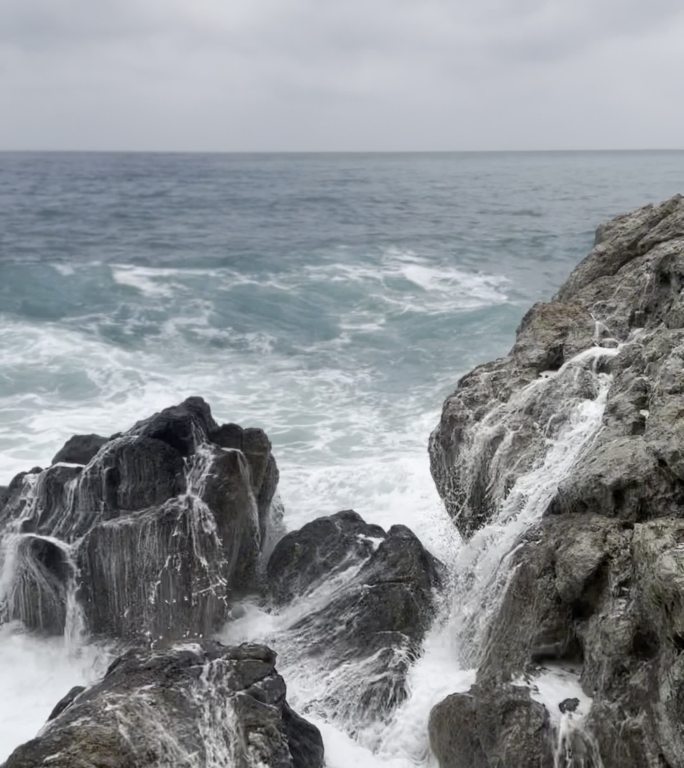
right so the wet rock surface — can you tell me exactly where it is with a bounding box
[429,682,554,768]
[430,194,684,539]
[0,397,278,642]
[2,642,324,768]
[51,433,109,466]
[265,509,444,727]
[429,196,684,767]
[0,401,328,767]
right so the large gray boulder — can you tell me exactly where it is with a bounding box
[430,194,684,538]
[2,642,324,768]
[264,510,444,730]
[429,683,555,768]
[429,196,684,768]
[0,398,279,643]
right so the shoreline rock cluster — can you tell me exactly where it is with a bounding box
[0,399,441,766]
[1,195,683,767]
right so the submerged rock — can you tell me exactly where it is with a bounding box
[0,397,279,643]
[265,510,444,729]
[429,197,684,767]
[2,642,324,768]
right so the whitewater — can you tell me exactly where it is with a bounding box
[1,150,684,764]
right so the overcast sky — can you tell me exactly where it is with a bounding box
[1,0,683,152]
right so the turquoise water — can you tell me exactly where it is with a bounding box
[1,151,683,528]
[0,150,683,761]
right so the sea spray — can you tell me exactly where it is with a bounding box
[221,346,617,767]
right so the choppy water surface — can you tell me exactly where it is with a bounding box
[0,151,683,763]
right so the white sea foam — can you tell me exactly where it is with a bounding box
[51,264,77,277]
[217,347,613,767]
[516,665,601,768]
[110,265,178,297]
[301,247,510,316]
[0,623,108,763]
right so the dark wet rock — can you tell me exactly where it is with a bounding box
[559,697,580,714]
[460,485,684,767]
[2,535,73,634]
[267,509,386,603]
[430,198,684,768]
[48,686,85,721]
[213,424,279,537]
[429,682,554,768]
[211,423,280,543]
[266,510,443,727]
[3,642,323,768]
[129,396,218,456]
[0,397,279,644]
[51,434,109,466]
[78,446,260,642]
[74,436,186,526]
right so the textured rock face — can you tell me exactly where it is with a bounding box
[477,516,684,768]
[211,422,281,544]
[2,642,324,768]
[266,508,386,603]
[429,196,684,767]
[265,510,444,728]
[0,397,279,643]
[430,194,684,539]
[429,683,554,768]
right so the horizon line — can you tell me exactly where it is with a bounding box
[1,147,683,156]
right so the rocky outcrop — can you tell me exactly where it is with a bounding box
[473,515,684,767]
[430,194,684,538]
[2,642,324,768]
[428,196,684,767]
[0,397,279,643]
[265,510,444,729]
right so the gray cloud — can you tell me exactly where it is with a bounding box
[0,0,683,150]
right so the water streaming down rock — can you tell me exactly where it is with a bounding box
[429,195,684,768]
[212,339,616,768]
[370,347,616,768]
[0,397,277,643]
[223,509,445,747]
[0,398,324,767]
[274,516,443,723]
[3,642,324,768]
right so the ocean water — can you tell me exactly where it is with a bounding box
[1,150,683,763]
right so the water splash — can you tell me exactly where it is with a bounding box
[218,346,617,767]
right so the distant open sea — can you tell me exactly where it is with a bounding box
[0,150,683,760]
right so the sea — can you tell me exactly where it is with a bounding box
[0,150,682,764]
